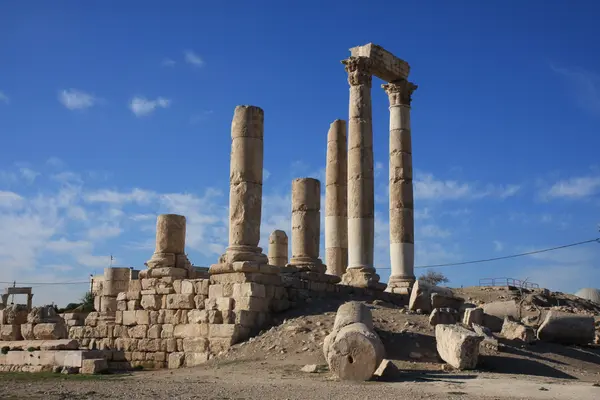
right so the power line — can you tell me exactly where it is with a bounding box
[412,237,599,270]
[0,281,89,286]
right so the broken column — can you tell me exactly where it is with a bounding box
[287,178,325,272]
[340,56,381,289]
[268,230,288,267]
[323,301,385,381]
[383,79,417,294]
[142,214,192,279]
[99,267,131,322]
[214,105,268,268]
[325,119,348,277]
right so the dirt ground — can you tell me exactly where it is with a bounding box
[1,286,599,399]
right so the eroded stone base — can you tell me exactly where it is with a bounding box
[385,277,415,295]
[341,268,386,291]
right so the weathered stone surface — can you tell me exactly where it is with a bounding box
[184,352,209,367]
[472,324,499,354]
[141,295,163,311]
[435,324,483,370]
[4,304,28,325]
[27,306,63,324]
[166,294,195,310]
[33,323,68,340]
[481,300,519,332]
[168,352,185,369]
[349,43,410,82]
[268,230,288,267]
[408,280,453,313]
[323,302,384,381]
[500,317,535,343]
[0,324,23,341]
[429,308,458,326]
[155,214,186,254]
[537,311,595,345]
[462,307,484,327]
[81,359,108,375]
[431,293,463,310]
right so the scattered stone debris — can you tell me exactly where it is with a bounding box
[500,316,536,344]
[435,324,483,370]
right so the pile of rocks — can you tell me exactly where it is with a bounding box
[0,305,68,341]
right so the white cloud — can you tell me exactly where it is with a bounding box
[545,175,600,199]
[58,89,98,110]
[84,188,156,204]
[0,91,9,104]
[419,224,450,238]
[129,96,171,117]
[0,191,24,209]
[414,172,520,201]
[19,168,40,184]
[161,58,176,67]
[263,169,271,181]
[493,240,504,252]
[87,224,122,240]
[551,65,600,115]
[184,50,204,67]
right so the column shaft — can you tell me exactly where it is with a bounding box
[383,80,417,293]
[340,56,380,288]
[268,230,288,267]
[288,178,324,271]
[325,119,348,276]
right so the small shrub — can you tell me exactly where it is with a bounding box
[1,346,10,354]
[27,347,36,352]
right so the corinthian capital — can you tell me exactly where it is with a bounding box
[382,79,418,106]
[342,56,372,87]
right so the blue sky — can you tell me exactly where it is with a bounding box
[1,0,599,305]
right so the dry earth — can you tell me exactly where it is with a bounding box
[1,286,599,399]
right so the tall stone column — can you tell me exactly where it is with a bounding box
[287,178,325,272]
[268,230,288,267]
[220,105,268,265]
[325,119,348,277]
[383,79,417,294]
[340,56,381,288]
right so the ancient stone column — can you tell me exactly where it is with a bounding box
[325,119,348,277]
[100,267,131,322]
[383,80,417,294]
[288,178,325,272]
[340,56,380,288]
[143,214,191,278]
[220,105,268,265]
[268,230,288,267]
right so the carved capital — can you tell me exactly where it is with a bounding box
[382,79,418,106]
[342,56,373,87]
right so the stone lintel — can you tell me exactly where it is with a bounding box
[5,287,32,295]
[349,43,410,82]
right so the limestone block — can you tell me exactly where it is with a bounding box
[173,280,182,294]
[431,293,464,310]
[20,323,35,340]
[184,352,210,367]
[208,324,249,343]
[234,297,269,312]
[181,280,196,295]
[389,208,414,244]
[481,301,519,332]
[408,280,453,313]
[183,338,209,353]
[537,311,595,345]
[388,180,413,209]
[232,261,260,273]
[138,339,161,352]
[233,282,266,298]
[209,272,282,286]
[173,323,208,338]
[128,325,148,339]
[141,295,162,311]
[147,324,162,339]
[164,338,177,352]
[113,326,129,338]
[126,300,140,311]
[0,324,23,341]
[462,308,484,327]
[116,292,127,302]
[166,294,195,310]
[81,359,108,375]
[126,291,141,301]
[332,301,374,331]
[168,352,185,369]
[435,324,483,370]
[230,137,264,184]
[155,214,186,254]
[116,301,127,311]
[195,280,210,296]
[128,280,142,293]
[33,323,68,340]
[429,308,459,326]
[216,297,234,311]
[472,324,499,354]
[135,310,150,325]
[500,317,535,343]
[209,283,234,298]
[122,311,136,326]
[208,310,223,324]
[161,324,174,338]
[194,295,207,309]
[188,310,208,324]
[349,43,410,82]
[228,181,263,247]
[235,310,258,327]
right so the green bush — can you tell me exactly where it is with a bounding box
[1,346,10,354]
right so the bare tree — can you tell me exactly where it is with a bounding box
[419,270,449,286]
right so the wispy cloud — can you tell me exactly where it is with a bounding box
[58,89,98,110]
[129,96,171,117]
[161,58,176,67]
[545,175,600,199]
[184,50,204,67]
[414,172,520,201]
[551,64,600,115]
[493,240,504,252]
[419,224,451,238]
[190,110,214,124]
[0,91,9,104]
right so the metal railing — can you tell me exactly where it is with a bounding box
[479,277,540,289]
